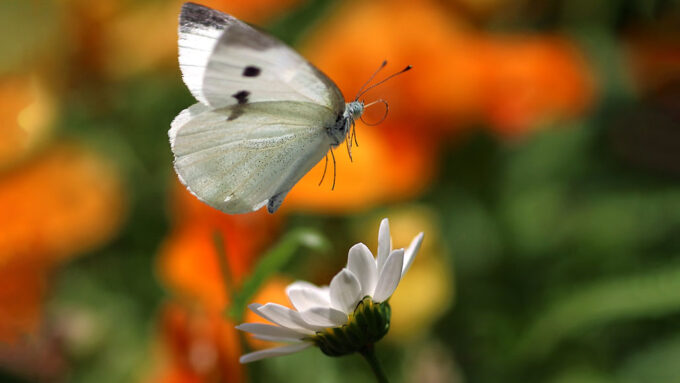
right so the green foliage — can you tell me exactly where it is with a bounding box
[228,228,330,321]
[433,119,680,382]
[51,268,152,383]
[618,334,680,383]
[516,264,680,359]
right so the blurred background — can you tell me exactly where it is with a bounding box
[1,0,679,382]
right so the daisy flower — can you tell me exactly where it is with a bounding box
[236,218,424,373]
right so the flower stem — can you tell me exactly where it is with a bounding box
[360,345,390,383]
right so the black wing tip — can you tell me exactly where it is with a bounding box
[180,2,211,19]
[179,2,232,30]
[181,2,217,14]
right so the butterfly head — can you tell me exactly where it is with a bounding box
[346,101,365,120]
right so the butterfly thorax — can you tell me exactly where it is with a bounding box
[327,101,363,147]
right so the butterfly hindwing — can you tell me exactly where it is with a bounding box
[170,101,335,214]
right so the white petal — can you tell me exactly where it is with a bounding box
[239,342,312,363]
[252,334,304,343]
[402,232,424,277]
[286,281,331,312]
[372,249,404,302]
[253,303,319,334]
[377,218,392,272]
[347,243,378,297]
[286,281,330,299]
[300,306,348,328]
[329,268,362,314]
[236,323,306,342]
[248,303,263,311]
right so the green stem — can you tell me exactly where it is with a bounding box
[360,345,390,383]
[212,231,234,304]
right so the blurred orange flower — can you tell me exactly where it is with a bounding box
[302,0,595,135]
[0,143,125,264]
[158,182,281,311]
[147,303,243,383]
[0,143,125,341]
[153,181,293,382]
[285,121,438,214]
[0,257,51,342]
[146,277,297,383]
[276,0,595,213]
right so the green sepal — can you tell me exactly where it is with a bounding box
[314,297,391,357]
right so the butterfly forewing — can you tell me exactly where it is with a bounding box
[178,2,344,112]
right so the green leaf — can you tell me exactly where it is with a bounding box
[515,263,680,359]
[618,333,680,383]
[228,228,330,321]
[549,367,613,383]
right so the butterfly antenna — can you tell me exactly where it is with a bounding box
[330,148,337,191]
[356,65,412,99]
[360,99,389,126]
[354,60,388,101]
[318,153,329,186]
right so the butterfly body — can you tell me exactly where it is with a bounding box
[171,2,365,214]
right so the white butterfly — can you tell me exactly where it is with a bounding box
[170,2,410,214]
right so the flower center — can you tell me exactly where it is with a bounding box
[312,297,391,357]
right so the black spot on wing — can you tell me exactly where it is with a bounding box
[179,3,233,33]
[232,90,249,104]
[243,66,261,77]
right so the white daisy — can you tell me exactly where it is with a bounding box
[237,218,424,363]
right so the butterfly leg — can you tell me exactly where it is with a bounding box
[318,153,329,186]
[330,147,337,191]
[346,133,353,163]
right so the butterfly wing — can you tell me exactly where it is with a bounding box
[172,3,347,214]
[170,101,335,214]
[178,2,344,113]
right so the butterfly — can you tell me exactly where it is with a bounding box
[170,2,410,214]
